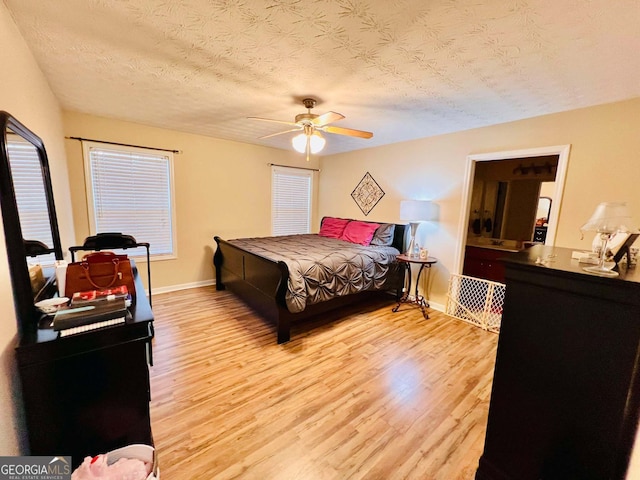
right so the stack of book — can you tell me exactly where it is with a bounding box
[54,287,131,332]
[53,299,129,331]
[71,285,131,306]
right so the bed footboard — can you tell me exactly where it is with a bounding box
[214,236,292,343]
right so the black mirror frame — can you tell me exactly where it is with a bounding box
[0,111,63,337]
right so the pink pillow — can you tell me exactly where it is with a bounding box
[319,217,350,239]
[340,221,380,246]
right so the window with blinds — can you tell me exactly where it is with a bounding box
[7,135,55,264]
[83,142,176,259]
[271,166,313,236]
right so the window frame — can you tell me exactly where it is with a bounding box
[271,165,313,236]
[82,141,177,261]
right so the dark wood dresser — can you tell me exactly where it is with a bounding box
[476,245,640,480]
[16,265,154,469]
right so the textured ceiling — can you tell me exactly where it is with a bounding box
[5,0,640,155]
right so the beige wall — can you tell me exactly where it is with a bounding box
[319,98,640,309]
[65,100,640,301]
[63,111,319,291]
[0,2,74,455]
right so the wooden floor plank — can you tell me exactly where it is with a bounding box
[149,286,498,479]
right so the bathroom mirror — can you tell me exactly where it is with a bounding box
[0,111,63,337]
[468,157,559,244]
[478,179,540,241]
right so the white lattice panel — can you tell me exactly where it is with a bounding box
[446,274,505,333]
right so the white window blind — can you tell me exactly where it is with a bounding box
[271,166,313,236]
[83,142,175,259]
[7,136,56,264]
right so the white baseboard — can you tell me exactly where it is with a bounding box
[429,301,445,312]
[150,279,215,295]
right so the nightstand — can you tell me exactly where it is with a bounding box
[392,254,437,318]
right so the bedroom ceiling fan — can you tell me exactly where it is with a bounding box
[248,98,373,161]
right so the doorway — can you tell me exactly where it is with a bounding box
[454,145,571,275]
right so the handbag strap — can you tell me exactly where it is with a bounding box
[83,251,117,263]
[81,258,120,289]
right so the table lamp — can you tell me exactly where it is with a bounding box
[400,200,437,257]
[580,201,631,277]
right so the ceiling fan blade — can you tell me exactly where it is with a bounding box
[248,116,299,127]
[313,111,345,127]
[258,128,301,139]
[321,125,373,139]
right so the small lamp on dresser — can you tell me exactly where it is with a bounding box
[580,201,631,277]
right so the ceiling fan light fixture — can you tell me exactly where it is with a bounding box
[292,131,326,154]
[309,132,326,153]
[291,132,307,153]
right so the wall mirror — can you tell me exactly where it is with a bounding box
[0,111,62,337]
[536,196,552,224]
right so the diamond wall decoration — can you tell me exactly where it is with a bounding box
[351,172,385,216]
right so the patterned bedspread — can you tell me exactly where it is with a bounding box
[228,234,402,313]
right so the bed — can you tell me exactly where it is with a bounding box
[213,217,407,343]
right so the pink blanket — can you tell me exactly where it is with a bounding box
[71,454,151,480]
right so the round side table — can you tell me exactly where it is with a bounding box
[392,254,437,318]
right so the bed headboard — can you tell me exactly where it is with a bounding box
[391,223,407,253]
[319,217,407,253]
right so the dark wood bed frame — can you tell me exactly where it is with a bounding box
[213,221,407,343]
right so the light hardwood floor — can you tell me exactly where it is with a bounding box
[149,287,498,479]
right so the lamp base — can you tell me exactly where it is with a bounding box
[582,232,619,277]
[405,222,420,257]
[583,265,619,277]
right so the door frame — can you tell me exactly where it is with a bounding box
[453,145,571,274]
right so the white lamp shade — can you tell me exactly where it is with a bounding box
[580,202,631,234]
[292,132,325,154]
[400,200,437,222]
